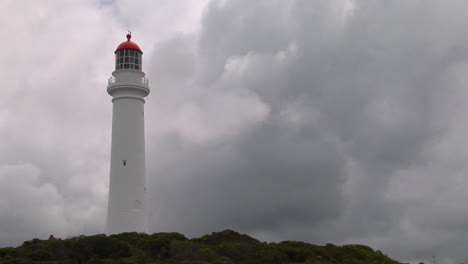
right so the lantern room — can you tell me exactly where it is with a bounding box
[115,33,143,71]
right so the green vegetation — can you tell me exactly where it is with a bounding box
[0,230,401,264]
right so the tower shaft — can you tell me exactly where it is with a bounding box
[107,95,147,234]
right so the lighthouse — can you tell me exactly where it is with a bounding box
[106,33,150,234]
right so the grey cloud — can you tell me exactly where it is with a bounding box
[144,1,468,263]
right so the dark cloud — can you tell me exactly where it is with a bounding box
[144,1,468,263]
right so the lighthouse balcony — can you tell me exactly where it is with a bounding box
[108,75,149,86]
[108,70,149,90]
[107,72,150,98]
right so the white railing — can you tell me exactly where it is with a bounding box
[107,76,149,86]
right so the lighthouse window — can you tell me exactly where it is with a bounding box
[115,50,142,70]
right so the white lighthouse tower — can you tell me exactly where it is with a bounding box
[107,33,149,234]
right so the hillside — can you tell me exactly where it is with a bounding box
[0,230,401,264]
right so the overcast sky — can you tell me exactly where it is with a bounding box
[3,0,468,263]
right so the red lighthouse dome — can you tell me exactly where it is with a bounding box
[114,33,143,71]
[115,33,142,53]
